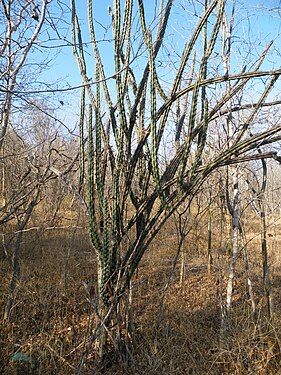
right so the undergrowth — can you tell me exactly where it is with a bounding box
[1,223,280,374]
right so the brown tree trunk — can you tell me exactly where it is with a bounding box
[207,193,213,274]
[4,189,39,321]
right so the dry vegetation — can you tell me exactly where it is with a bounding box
[1,1,281,374]
[1,202,281,374]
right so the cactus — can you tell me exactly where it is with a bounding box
[71,0,281,362]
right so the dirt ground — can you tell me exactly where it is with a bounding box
[1,219,281,374]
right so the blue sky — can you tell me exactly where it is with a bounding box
[31,0,281,134]
[47,1,280,84]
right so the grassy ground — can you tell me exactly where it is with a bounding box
[1,215,281,374]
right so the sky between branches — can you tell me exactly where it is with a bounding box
[23,0,281,136]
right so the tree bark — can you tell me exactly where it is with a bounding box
[207,192,213,274]
[226,167,240,312]
[4,189,39,321]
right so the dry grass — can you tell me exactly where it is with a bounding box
[1,215,281,374]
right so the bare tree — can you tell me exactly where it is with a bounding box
[0,1,78,320]
[1,110,71,321]
[246,158,273,318]
[0,0,49,150]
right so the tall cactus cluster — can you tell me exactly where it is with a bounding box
[71,0,281,319]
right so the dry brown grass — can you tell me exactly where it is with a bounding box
[1,215,281,374]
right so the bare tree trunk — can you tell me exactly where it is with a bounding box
[4,189,39,321]
[241,236,256,320]
[1,142,5,208]
[2,234,8,259]
[220,167,240,338]
[0,81,15,151]
[226,167,240,312]
[260,188,272,318]
[249,159,272,318]
[4,230,23,321]
[207,192,213,274]
[178,216,188,285]
[179,245,186,286]
[221,7,241,335]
